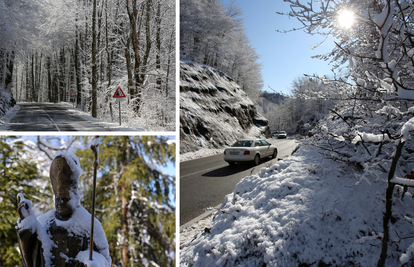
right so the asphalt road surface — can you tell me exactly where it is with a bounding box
[180,138,299,225]
[8,103,112,131]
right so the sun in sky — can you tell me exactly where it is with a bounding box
[338,10,355,29]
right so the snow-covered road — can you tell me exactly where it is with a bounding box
[2,102,145,131]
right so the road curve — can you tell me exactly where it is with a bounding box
[180,138,298,225]
[8,103,112,131]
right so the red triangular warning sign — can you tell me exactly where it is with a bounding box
[113,87,126,98]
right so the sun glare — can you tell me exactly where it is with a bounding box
[338,10,355,29]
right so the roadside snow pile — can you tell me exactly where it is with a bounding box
[180,144,414,266]
[180,61,271,154]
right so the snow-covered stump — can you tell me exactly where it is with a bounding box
[16,151,111,267]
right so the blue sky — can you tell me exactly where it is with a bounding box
[223,0,337,95]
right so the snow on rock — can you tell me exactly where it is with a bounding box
[180,61,271,154]
[180,144,414,266]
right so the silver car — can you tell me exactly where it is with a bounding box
[224,139,278,166]
[277,131,287,139]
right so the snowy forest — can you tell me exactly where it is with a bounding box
[181,0,414,265]
[180,0,263,102]
[0,136,176,266]
[258,77,337,132]
[180,0,337,133]
[0,0,175,131]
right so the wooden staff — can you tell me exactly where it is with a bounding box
[89,136,100,261]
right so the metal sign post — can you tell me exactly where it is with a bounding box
[70,90,77,109]
[113,87,126,126]
[58,90,63,102]
[118,100,121,126]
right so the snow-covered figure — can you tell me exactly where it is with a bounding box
[16,152,111,267]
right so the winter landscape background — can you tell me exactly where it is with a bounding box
[180,0,414,266]
[0,0,175,131]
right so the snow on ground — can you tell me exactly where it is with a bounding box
[180,213,215,248]
[180,144,414,266]
[0,104,20,131]
[180,148,223,162]
[54,102,146,131]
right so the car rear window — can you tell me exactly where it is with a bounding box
[232,140,253,147]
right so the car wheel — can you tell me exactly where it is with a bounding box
[272,149,278,159]
[254,154,260,165]
[228,161,236,167]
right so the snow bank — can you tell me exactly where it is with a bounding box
[180,145,414,266]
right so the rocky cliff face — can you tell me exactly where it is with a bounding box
[180,61,271,154]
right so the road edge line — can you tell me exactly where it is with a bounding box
[180,203,221,232]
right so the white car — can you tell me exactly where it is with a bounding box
[224,139,278,166]
[277,131,287,139]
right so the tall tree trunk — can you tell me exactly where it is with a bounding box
[25,59,30,101]
[155,1,162,88]
[15,64,18,100]
[166,28,174,99]
[120,163,129,266]
[126,0,141,110]
[75,31,81,108]
[5,51,14,93]
[31,54,35,102]
[37,53,42,102]
[20,67,24,101]
[105,0,113,121]
[125,37,133,103]
[47,57,52,102]
[91,0,98,117]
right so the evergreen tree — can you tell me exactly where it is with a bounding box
[77,136,176,267]
[0,136,49,266]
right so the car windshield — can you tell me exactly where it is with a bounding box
[279,131,286,134]
[231,140,253,147]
